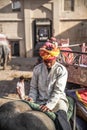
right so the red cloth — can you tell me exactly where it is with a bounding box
[76,89,87,107]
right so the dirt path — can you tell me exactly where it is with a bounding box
[0,57,37,105]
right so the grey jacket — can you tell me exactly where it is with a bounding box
[29,61,68,111]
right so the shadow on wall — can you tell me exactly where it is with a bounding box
[0,3,12,13]
[56,21,87,45]
[32,21,87,54]
[25,0,52,10]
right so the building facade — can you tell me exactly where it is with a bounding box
[0,0,87,57]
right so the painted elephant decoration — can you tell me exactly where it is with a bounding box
[0,33,11,70]
[0,100,56,130]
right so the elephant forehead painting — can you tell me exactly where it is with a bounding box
[0,100,56,130]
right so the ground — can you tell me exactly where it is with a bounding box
[0,56,37,105]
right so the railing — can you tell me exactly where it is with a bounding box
[58,43,87,66]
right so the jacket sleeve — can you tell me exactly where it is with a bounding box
[46,66,68,110]
[28,67,38,102]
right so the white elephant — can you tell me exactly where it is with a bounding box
[0,33,11,70]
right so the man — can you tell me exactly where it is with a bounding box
[49,36,58,48]
[27,42,71,130]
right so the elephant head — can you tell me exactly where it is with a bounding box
[0,100,56,130]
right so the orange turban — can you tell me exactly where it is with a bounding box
[39,42,60,60]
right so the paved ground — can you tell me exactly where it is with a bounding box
[0,56,37,105]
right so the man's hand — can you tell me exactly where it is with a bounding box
[25,97,34,102]
[40,105,52,112]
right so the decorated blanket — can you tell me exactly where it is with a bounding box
[22,96,74,121]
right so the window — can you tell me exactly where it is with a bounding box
[11,0,21,11]
[10,41,19,56]
[64,0,74,11]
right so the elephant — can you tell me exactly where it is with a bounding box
[0,100,56,130]
[0,44,11,70]
[0,34,11,70]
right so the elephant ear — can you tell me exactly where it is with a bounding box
[21,100,56,121]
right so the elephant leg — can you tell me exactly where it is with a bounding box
[3,54,8,70]
[0,55,2,65]
[0,47,3,66]
[2,45,11,70]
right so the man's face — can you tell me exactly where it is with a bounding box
[44,59,56,68]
